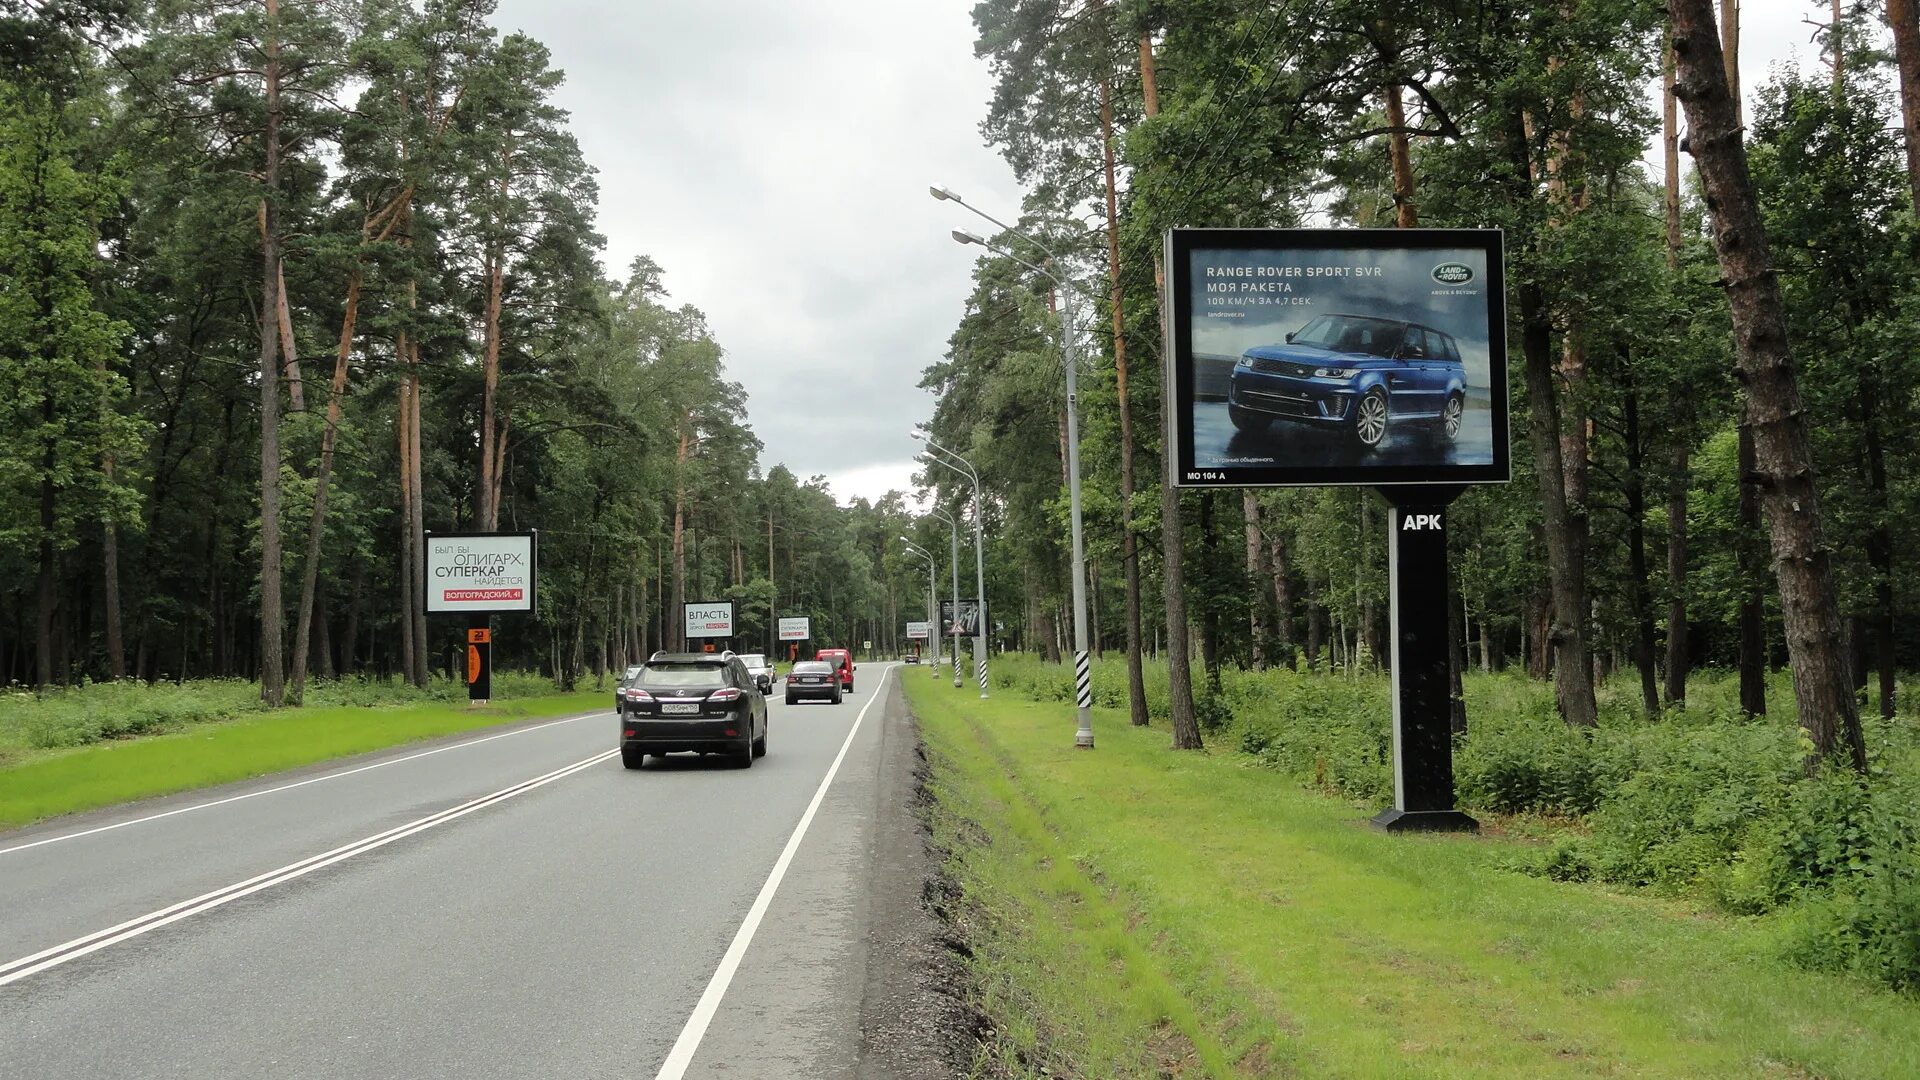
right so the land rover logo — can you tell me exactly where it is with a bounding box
[1431,261,1475,286]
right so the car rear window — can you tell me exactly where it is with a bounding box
[739,654,766,667]
[639,663,728,687]
[792,661,832,673]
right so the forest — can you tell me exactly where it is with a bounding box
[0,0,936,702]
[4,0,1920,760]
[898,0,1920,765]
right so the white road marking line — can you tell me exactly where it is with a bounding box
[0,748,618,987]
[652,664,896,1080]
[0,708,610,857]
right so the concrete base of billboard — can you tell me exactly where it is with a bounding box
[1369,808,1478,833]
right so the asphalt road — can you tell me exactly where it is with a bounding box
[0,662,940,1079]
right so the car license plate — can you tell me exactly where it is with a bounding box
[661,702,700,715]
[801,677,821,683]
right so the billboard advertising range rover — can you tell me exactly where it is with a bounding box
[1164,228,1510,487]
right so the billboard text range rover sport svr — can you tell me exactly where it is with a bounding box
[1227,314,1467,449]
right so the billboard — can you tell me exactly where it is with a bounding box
[905,621,930,640]
[778,616,811,641]
[424,532,536,614]
[939,600,983,637]
[684,601,736,639]
[1164,228,1510,487]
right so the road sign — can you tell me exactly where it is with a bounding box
[778,616,810,641]
[905,621,929,640]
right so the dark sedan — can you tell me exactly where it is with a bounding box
[618,654,768,769]
[784,660,842,705]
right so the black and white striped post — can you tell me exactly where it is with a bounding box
[977,657,989,693]
[1072,649,1092,717]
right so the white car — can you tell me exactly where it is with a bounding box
[737,653,775,694]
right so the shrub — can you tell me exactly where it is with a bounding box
[1455,698,1613,816]
[1,672,567,759]
[1782,765,1920,989]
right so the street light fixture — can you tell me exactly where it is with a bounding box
[934,185,1093,748]
[900,538,939,678]
[914,431,989,699]
[925,503,965,689]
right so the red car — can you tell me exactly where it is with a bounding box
[815,648,854,692]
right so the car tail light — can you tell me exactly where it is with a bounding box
[623,729,635,737]
[724,728,738,737]
[708,688,742,703]
[624,688,653,703]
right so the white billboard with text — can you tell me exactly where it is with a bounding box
[424,533,536,614]
[684,601,736,639]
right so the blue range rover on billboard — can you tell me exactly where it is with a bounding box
[1164,228,1509,488]
[1228,313,1468,449]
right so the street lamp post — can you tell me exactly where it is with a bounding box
[914,433,988,699]
[900,538,938,678]
[935,186,1092,747]
[927,504,964,688]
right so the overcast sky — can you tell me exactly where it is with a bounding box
[489,1,1831,507]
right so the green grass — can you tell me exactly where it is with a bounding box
[908,677,1920,1079]
[0,690,603,830]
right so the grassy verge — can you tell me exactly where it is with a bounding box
[908,677,1920,1079]
[0,690,603,830]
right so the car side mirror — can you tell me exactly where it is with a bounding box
[1284,331,1295,342]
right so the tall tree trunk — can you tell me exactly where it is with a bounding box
[670,422,692,652]
[1505,101,1599,726]
[276,258,303,413]
[397,371,417,686]
[256,1,287,708]
[36,390,56,688]
[1670,0,1867,772]
[1268,527,1297,669]
[1383,82,1418,227]
[1889,0,1920,210]
[102,481,124,681]
[1100,76,1150,728]
[1865,424,1896,720]
[1662,32,1691,705]
[1520,290,1600,724]
[1737,425,1768,714]
[1242,490,1267,669]
[289,262,367,703]
[477,277,499,527]
[342,558,363,675]
[1140,30,1201,750]
[405,324,428,684]
[1623,369,1661,715]
[1664,455,1691,704]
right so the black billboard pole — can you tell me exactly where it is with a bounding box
[1371,485,1476,832]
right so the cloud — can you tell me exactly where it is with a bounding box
[492,0,1018,500]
